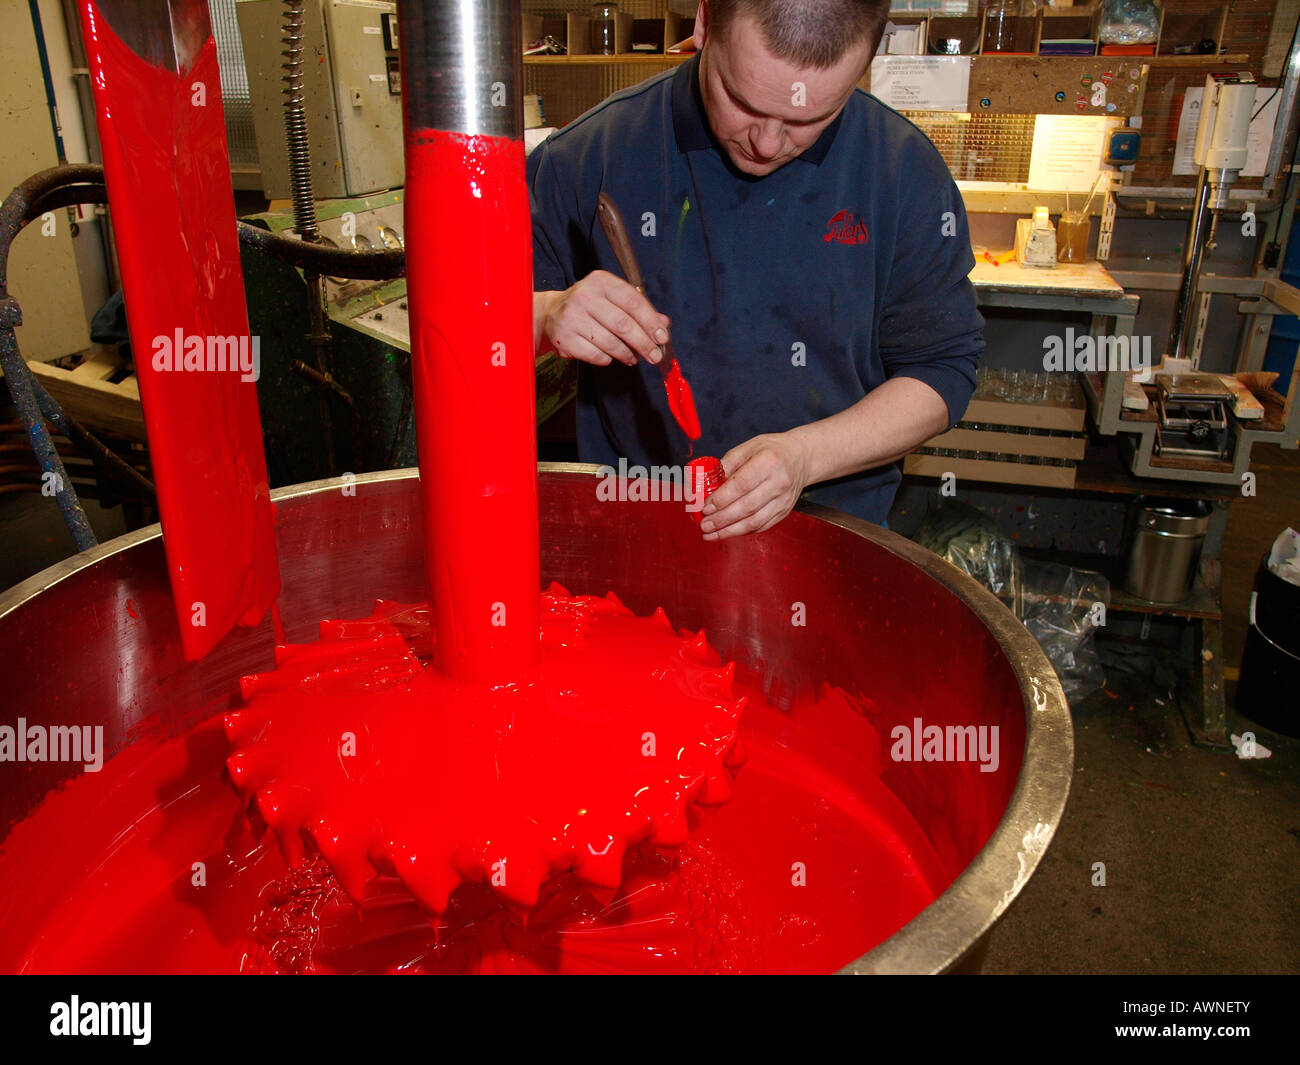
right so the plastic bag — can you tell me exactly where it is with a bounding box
[1266,527,1300,587]
[1099,0,1161,46]
[912,501,1108,705]
[1018,559,1108,705]
[912,500,1021,610]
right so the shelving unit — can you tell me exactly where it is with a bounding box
[884,2,1230,59]
[1019,439,1236,747]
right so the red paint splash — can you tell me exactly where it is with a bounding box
[223,588,744,912]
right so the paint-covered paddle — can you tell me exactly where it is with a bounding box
[78,0,279,660]
[595,192,702,441]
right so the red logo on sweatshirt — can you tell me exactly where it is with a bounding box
[824,210,869,245]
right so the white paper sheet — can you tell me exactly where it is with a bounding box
[1027,115,1115,192]
[868,56,971,113]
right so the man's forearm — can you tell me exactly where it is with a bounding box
[787,376,952,485]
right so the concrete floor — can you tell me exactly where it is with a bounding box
[984,443,1300,974]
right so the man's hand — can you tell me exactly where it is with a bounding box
[700,431,814,541]
[536,271,671,367]
[697,378,951,541]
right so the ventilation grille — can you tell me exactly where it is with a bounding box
[209,0,258,167]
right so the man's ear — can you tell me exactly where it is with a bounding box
[693,0,709,52]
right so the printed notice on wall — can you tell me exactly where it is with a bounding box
[1174,87,1280,177]
[1028,115,1115,192]
[868,56,971,113]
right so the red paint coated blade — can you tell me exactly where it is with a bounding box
[663,355,701,440]
[80,0,279,660]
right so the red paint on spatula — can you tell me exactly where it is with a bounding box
[595,193,704,443]
[664,357,701,440]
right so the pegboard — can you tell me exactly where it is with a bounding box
[523,1,696,17]
[525,59,682,127]
[965,55,1146,116]
[908,111,1036,183]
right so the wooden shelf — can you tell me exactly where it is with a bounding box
[1018,546,1223,620]
[1144,53,1249,66]
[524,54,691,64]
[1071,439,1240,501]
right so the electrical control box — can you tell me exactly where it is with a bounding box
[237,0,403,199]
[1193,72,1256,172]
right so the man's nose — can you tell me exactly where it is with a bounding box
[749,119,784,160]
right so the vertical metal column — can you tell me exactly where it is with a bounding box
[397,0,538,684]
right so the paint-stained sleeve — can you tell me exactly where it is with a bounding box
[527,139,577,293]
[876,157,984,430]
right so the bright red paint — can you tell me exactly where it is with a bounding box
[686,456,726,523]
[223,588,746,913]
[405,129,539,684]
[79,2,279,660]
[664,358,702,440]
[0,57,956,973]
[0,637,947,973]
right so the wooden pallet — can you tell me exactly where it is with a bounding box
[27,348,145,440]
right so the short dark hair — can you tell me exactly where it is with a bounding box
[705,0,891,69]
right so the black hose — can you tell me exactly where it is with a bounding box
[236,220,405,279]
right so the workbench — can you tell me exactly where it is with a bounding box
[907,257,1231,746]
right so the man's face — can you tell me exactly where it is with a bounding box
[693,4,875,177]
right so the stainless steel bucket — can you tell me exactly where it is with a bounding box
[0,466,1073,974]
[1123,499,1213,604]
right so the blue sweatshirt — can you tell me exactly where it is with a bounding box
[527,54,984,523]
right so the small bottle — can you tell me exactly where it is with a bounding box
[686,456,726,524]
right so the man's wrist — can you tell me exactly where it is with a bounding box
[785,424,822,486]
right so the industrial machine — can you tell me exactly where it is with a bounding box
[1154,373,1232,461]
[237,0,403,200]
[1066,68,1300,486]
[239,192,575,486]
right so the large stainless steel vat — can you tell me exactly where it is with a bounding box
[0,466,1072,973]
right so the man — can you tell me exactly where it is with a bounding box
[529,0,983,540]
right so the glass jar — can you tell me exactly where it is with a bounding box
[590,3,618,56]
[1057,210,1090,263]
[982,0,1037,54]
